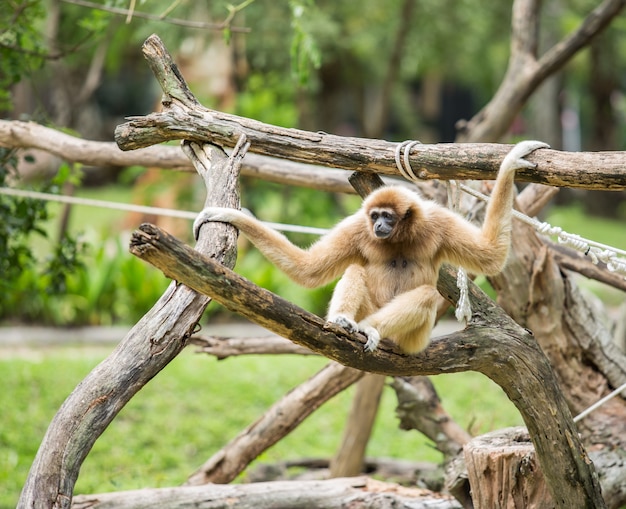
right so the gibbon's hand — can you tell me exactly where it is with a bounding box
[329,314,382,352]
[193,207,246,240]
[328,314,358,333]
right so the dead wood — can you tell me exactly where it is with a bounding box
[247,457,443,489]
[115,104,626,190]
[129,222,605,508]
[463,427,553,509]
[17,34,246,509]
[186,361,363,485]
[190,333,315,358]
[71,477,462,509]
[491,198,626,508]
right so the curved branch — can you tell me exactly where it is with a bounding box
[129,222,605,508]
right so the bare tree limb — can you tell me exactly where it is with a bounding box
[115,106,626,190]
[71,477,462,509]
[129,221,606,508]
[186,361,364,485]
[17,34,245,509]
[190,334,315,358]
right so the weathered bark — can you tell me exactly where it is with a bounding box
[0,119,359,193]
[190,333,315,358]
[463,427,553,509]
[16,33,246,509]
[17,143,242,509]
[391,377,471,461]
[115,105,626,190]
[129,222,606,508]
[186,361,364,485]
[71,477,462,509]
[491,188,626,508]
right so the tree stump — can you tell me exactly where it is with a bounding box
[464,427,554,509]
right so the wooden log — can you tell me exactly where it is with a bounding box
[464,427,553,509]
[330,374,386,477]
[190,334,316,358]
[71,477,462,509]
[186,361,364,485]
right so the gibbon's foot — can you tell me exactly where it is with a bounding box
[359,322,381,353]
[505,140,550,171]
[328,314,358,333]
[328,315,380,352]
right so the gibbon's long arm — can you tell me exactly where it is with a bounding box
[193,208,364,287]
[437,140,549,275]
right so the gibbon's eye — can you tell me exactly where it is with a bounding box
[370,212,379,221]
[382,211,393,221]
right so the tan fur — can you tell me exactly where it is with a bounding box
[193,141,548,354]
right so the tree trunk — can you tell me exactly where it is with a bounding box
[464,427,553,509]
[330,374,386,477]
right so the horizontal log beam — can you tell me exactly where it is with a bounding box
[116,109,626,190]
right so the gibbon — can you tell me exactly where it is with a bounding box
[193,140,548,354]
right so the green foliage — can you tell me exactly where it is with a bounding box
[0,151,87,322]
[0,348,522,506]
[0,1,46,110]
[235,73,298,128]
[289,0,323,85]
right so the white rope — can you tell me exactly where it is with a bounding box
[457,182,626,277]
[573,380,626,423]
[0,187,330,236]
[395,140,422,181]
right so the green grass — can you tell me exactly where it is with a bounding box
[0,346,522,507]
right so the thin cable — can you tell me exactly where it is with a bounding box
[0,187,330,236]
[573,380,626,423]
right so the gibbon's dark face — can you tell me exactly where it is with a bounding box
[369,207,398,239]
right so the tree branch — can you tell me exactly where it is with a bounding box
[71,477,462,509]
[115,107,626,190]
[457,0,625,142]
[129,222,605,508]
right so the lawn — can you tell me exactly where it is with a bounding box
[0,343,523,508]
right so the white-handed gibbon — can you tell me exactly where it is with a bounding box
[193,140,548,354]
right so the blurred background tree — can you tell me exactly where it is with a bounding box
[2,0,626,325]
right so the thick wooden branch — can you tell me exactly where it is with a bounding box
[17,142,244,509]
[190,334,315,358]
[71,477,462,509]
[186,361,363,485]
[130,223,605,508]
[115,108,626,190]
